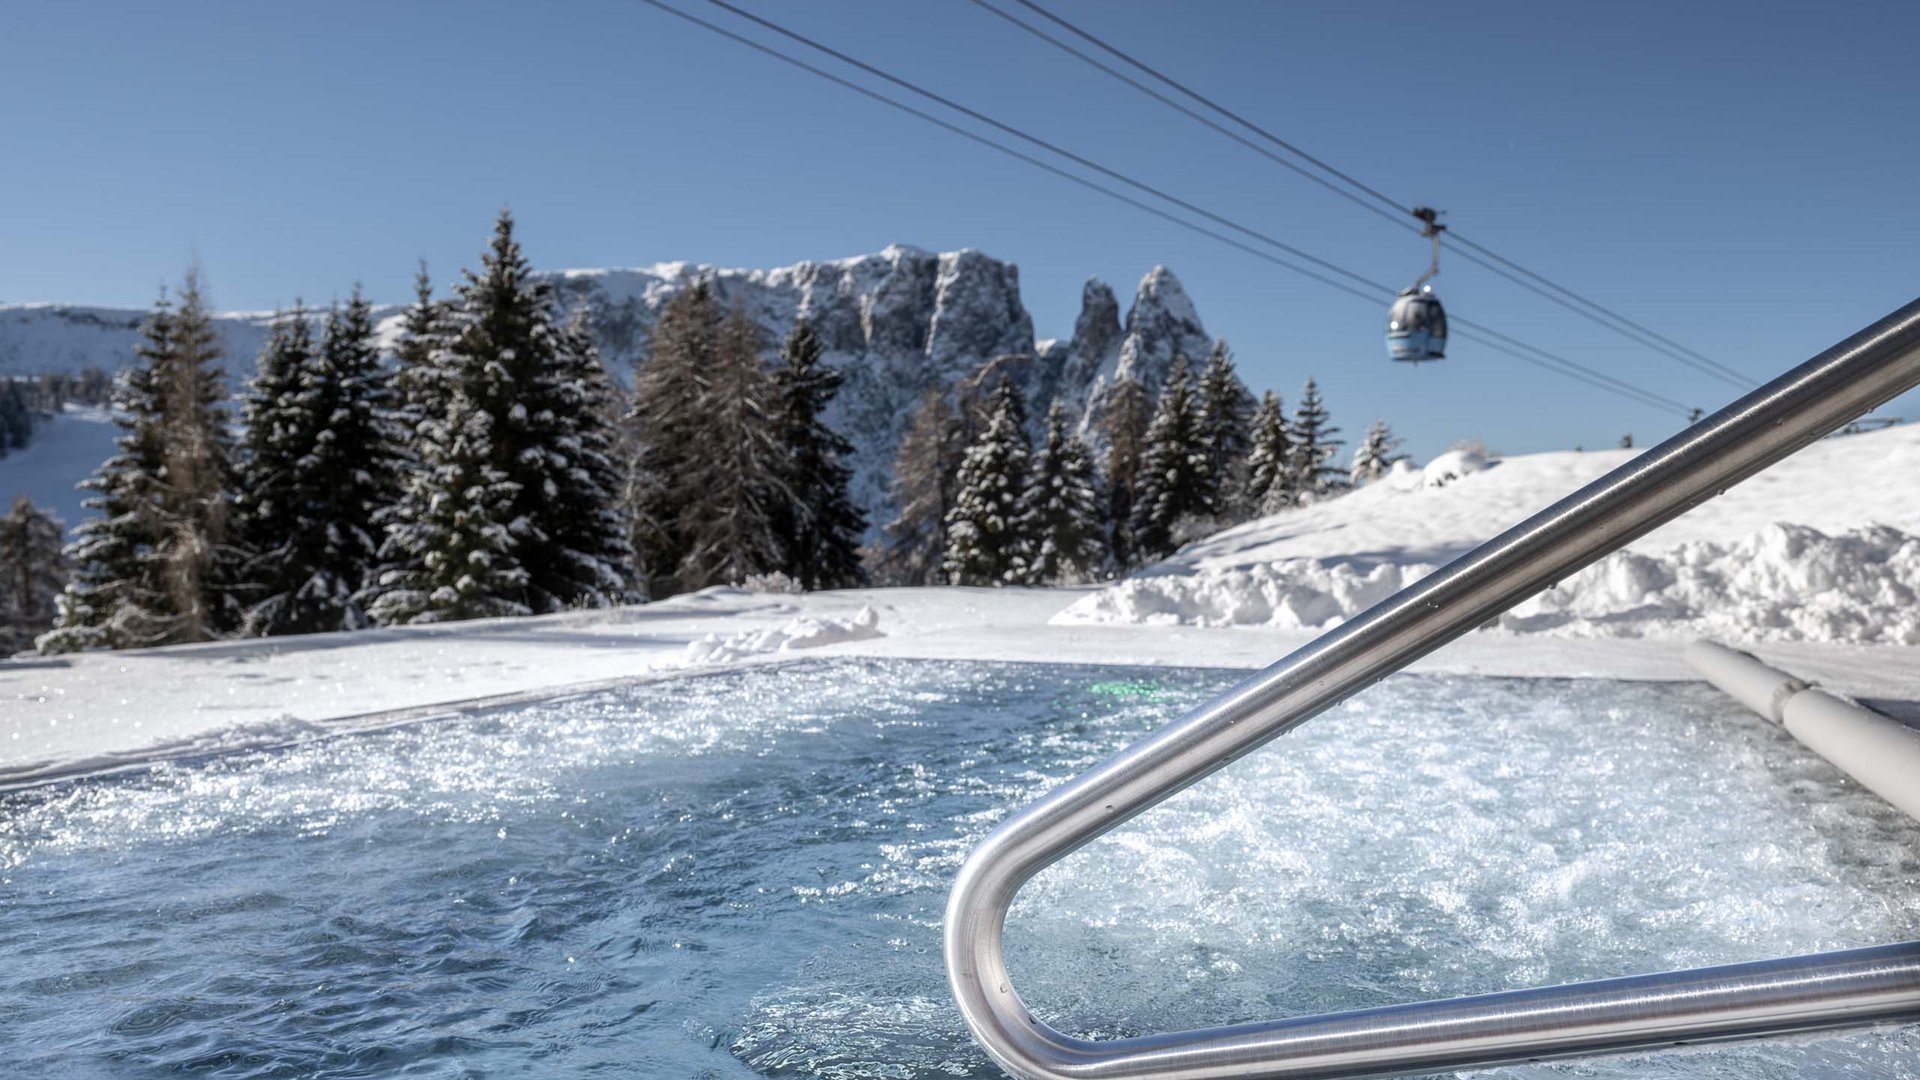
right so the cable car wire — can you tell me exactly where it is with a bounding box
[985,0,1759,390]
[633,0,1698,418]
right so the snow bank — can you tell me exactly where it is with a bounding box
[1056,560,1436,630]
[1058,525,1920,645]
[677,605,884,666]
[1505,523,1920,643]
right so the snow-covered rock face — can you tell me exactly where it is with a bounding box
[1115,266,1210,389]
[1,247,1217,535]
[549,245,1048,529]
[1073,266,1213,443]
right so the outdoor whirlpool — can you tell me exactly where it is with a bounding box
[2,658,1916,1079]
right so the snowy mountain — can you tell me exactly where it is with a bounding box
[0,246,1218,530]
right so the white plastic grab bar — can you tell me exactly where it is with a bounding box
[946,296,1920,1080]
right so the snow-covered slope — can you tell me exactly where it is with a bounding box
[1,246,1213,531]
[1059,423,1920,644]
[0,405,118,528]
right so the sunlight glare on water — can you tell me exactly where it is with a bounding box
[0,659,1915,1079]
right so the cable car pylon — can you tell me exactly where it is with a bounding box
[1387,206,1449,363]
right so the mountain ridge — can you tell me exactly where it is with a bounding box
[1,246,1220,530]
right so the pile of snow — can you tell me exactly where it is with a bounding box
[1505,523,1920,643]
[1056,560,1436,630]
[1057,524,1920,644]
[1417,446,1494,489]
[677,605,884,666]
[1061,422,1920,646]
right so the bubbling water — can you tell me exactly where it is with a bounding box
[1,660,1914,1079]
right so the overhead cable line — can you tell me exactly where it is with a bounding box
[985,0,1757,390]
[634,0,1696,418]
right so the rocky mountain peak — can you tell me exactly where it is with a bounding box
[1115,265,1210,390]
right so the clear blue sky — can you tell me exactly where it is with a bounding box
[5,0,1917,458]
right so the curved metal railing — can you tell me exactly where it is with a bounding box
[945,296,1920,1080]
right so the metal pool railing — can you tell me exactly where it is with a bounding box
[945,296,1920,1080]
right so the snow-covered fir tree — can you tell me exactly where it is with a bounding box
[389,262,449,448]
[38,323,170,653]
[474,213,625,612]
[1290,376,1345,500]
[364,391,529,625]
[1197,339,1255,516]
[1130,356,1216,561]
[1,498,68,656]
[369,212,634,621]
[1019,399,1106,584]
[1349,417,1406,485]
[675,304,786,590]
[1097,376,1153,569]
[943,375,1032,586]
[41,274,240,651]
[881,385,967,585]
[233,304,319,627]
[1243,389,1296,514]
[628,280,720,594]
[542,305,638,606]
[772,319,867,590]
[236,290,399,635]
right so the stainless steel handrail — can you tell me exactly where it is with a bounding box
[946,296,1920,1080]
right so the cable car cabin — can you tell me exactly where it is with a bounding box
[1386,286,1447,363]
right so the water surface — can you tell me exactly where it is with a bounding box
[2,659,1915,1078]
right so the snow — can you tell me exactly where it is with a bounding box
[676,603,883,665]
[1061,423,1920,645]
[6,420,1920,793]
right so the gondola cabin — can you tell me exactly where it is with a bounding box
[1386,285,1447,363]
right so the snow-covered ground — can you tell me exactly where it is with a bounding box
[6,422,1919,791]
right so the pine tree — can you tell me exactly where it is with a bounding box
[368,212,635,621]
[1290,376,1344,500]
[628,281,721,594]
[1349,418,1406,485]
[233,304,320,630]
[364,393,529,625]
[389,261,448,452]
[41,274,239,650]
[237,290,400,635]
[38,312,171,653]
[675,304,786,590]
[1130,356,1215,561]
[543,305,638,606]
[1098,376,1154,569]
[1197,340,1255,515]
[1019,399,1106,584]
[1243,390,1296,514]
[943,375,1032,586]
[1,498,68,656]
[772,319,867,590]
[880,384,967,585]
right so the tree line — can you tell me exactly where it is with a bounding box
[11,212,865,654]
[2,211,1403,655]
[879,343,1403,586]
